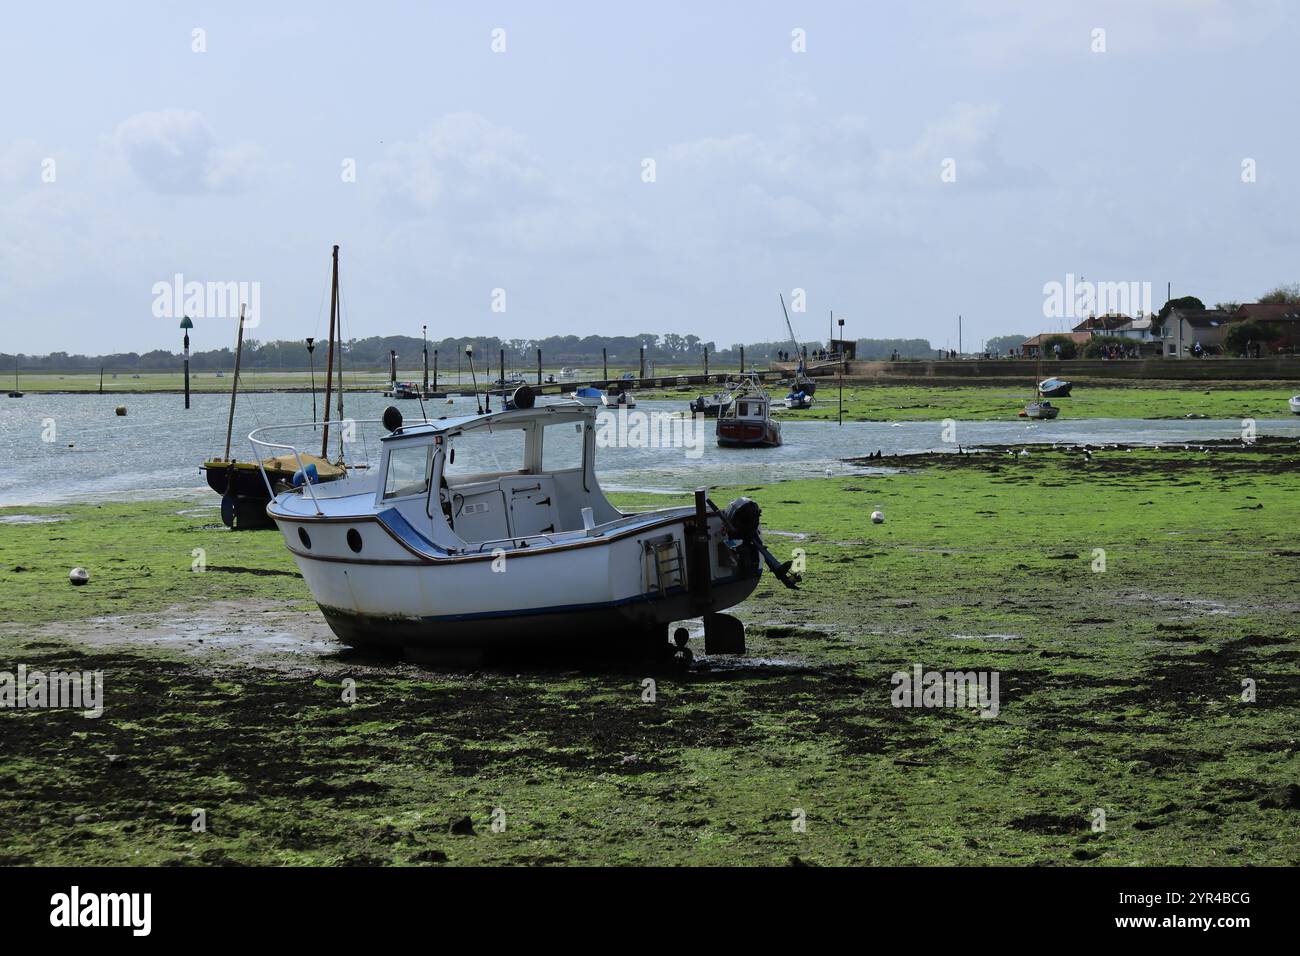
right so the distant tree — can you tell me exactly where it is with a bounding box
[985,334,1030,355]
[1214,302,1241,314]
[1224,320,1282,355]
[1082,335,1136,358]
[1040,334,1078,359]
[1258,283,1300,305]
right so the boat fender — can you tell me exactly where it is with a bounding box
[382,405,403,432]
[511,385,535,409]
[292,463,319,487]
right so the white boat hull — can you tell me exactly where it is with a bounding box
[272,505,759,651]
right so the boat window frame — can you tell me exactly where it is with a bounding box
[381,440,436,500]
[442,420,535,483]
[541,418,588,474]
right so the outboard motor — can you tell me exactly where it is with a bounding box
[720,496,800,589]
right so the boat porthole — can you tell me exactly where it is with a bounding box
[298,528,311,550]
[347,529,363,553]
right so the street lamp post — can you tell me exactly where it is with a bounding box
[837,317,845,426]
[306,337,317,423]
[180,315,193,409]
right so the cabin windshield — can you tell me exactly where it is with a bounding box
[445,426,528,481]
[384,444,433,499]
[542,419,585,471]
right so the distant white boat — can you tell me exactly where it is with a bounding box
[601,389,636,408]
[1290,395,1300,415]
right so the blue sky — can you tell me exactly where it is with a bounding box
[1,0,1296,355]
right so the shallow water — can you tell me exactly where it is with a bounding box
[2,390,1298,506]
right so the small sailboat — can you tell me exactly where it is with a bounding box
[1020,353,1060,420]
[717,375,782,447]
[7,360,22,398]
[252,395,801,659]
[201,247,345,528]
[778,292,818,397]
[1021,399,1060,420]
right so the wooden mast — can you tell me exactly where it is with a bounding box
[320,245,339,458]
[223,304,246,460]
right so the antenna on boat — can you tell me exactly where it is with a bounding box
[417,325,429,422]
[465,343,483,414]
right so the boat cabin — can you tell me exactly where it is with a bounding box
[286,406,626,554]
[722,394,772,422]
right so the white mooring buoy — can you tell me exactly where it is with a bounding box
[871,510,885,524]
[69,567,90,586]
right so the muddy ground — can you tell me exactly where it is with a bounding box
[2,441,1299,865]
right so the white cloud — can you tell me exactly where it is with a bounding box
[115,109,262,194]
[368,112,544,215]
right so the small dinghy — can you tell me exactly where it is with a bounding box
[1290,395,1300,415]
[253,394,799,659]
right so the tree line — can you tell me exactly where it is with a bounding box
[2,334,942,371]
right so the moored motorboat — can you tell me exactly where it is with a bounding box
[717,377,782,447]
[384,380,424,399]
[601,387,636,408]
[570,385,603,406]
[689,391,733,417]
[254,398,800,660]
[1038,377,1072,398]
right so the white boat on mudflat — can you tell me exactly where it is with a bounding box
[252,396,798,660]
[1290,395,1300,415]
[601,388,636,408]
